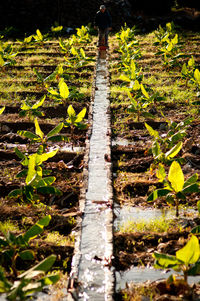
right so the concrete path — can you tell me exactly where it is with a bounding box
[73,50,114,300]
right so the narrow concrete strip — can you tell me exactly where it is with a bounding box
[70,50,114,300]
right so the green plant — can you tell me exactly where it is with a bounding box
[48,78,69,106]
[147,161,199,217]
[145,117,192,165]
[17,118,66,149]
[0,42,17,67]
[0,106,5,114]
[181,56,196,86]
[155,33,185,68]
[154,22,176,46]
[64,105,87,144]
[75,25,91,43]
[64,46,93,71]
[19,96,45,121]
[0,216,51,277]
[125,80,155,122]
[33,65,63,89]
[8,147,62,202]
[0,255,59,300]
[153,235,200,284]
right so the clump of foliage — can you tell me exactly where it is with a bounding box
[147,161,199,217]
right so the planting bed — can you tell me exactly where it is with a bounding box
[109,27,200,300]
[0,29,96,298]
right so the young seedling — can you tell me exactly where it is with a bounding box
[145,117,192,165]
[19,96,45,121]
[0,42,17,67]
[0,255,59,300]
[33,64,63,89]
[181,56,196,86]
[126,80,154,122]
[17,118,66,150]
[0,215,51,277]
[64,104,87,146]
[8,148,62,203]
[147,161,199,217]
[48,78,69,106]
[153,235,200,284]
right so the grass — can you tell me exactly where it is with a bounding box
[116,215,182,233]
[0,220,20,234]
[45,231,74,247]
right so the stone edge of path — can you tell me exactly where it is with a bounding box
[67,48,115,300]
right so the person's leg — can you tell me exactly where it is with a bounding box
[104,28,109,46]
[98,29,105,46]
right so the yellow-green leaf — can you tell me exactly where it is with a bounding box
[194,69,200,83]
[67,105,76,117]
[176,235,200,265]
[0,106,5,114]
[168,161,184,192]
[34,118,44,140]
[36,29,43,40]
[59,80,69,99]
[76,107,86,123]
[26,154,36,185]
[141,84,149,99]
[145,123,159,138]
[132,80,140,90]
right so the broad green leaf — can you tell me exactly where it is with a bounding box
[23,215,51,242]
[156,163,166,182]
[147,188,171,202]
[59,80,69,99]
[176,235,200,265]
[32,95,46,109]
[47,122,63,138]
[17,130,39,140]
[194,69,200,83]
[67,104,76,117]
[19,250,34,260]
[15,147,26,160]
[26,154,36,185]
[40,274,60,286]
[34,118,44,140]
[191,225,200,234]
[145,123,159,138]
[37,149,58,165]
[153,252,180,269]
[80,48,85,58]
[168,161,184,192]
[165,141,182,159]
[8,189,22,198]
[19,255,56,279]
[182,183,199,194]
[141,84,149,98]
[152,141,161,158]
[71,46,78,56]
[76,107,86,123]
[20,101,30,110]
[132,80,140,90]
[37,176,56,187]
[37,186,62,195]
[183,174,198,188]
[0,106,5,114]
[188,56,195,67]
[48,89,59,96]
[36,29,43,40]
[119,74,131,82]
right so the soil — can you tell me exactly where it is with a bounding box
[110,28,200,300]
